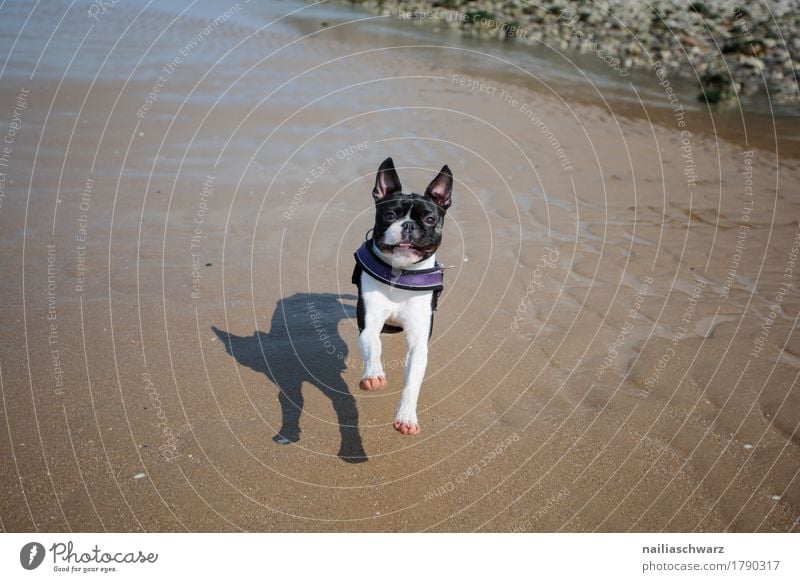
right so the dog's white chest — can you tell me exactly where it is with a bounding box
[360,272,433,328]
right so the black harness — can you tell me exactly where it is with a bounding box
[351,240,444,335]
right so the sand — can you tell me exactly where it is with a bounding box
[0,0,798,532]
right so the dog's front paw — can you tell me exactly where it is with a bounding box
[359,375,386,391]
[393,411,420,435]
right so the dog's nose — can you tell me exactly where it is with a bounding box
[401,221,415,233]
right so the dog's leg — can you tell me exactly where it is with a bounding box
[359,313,387,391]
[394,324,429,435]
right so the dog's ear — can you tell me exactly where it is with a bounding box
[372,157,402,202]
[424,165,452,210]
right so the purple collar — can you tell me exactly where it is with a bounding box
[354,241,444,292]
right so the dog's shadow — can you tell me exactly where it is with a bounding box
[211,293,367,463]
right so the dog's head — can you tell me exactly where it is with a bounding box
[370,157,452,268]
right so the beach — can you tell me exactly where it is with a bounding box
[0,0,798,532]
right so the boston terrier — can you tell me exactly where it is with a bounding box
[352,157,452,435]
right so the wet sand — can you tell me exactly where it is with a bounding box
[0,0,798,532]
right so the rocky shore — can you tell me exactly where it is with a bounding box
[343,0,799,103]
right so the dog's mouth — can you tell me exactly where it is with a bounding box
[379,242,432,254]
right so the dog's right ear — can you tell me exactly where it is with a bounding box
[424,164,453,210]
[372,157,402,202]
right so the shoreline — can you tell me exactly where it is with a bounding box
[342,0,800,104]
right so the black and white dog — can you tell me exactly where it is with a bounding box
[352,158,452,435]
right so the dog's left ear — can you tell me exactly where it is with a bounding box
[372,157,402,202]
[424,165,453,210]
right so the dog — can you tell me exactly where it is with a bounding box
[352,157,452,435]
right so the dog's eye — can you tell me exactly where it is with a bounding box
[424,216,437,225]
[384,211,397,221]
